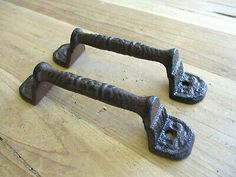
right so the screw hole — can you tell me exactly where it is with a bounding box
[165,130,177,140]
[181,80,190,87]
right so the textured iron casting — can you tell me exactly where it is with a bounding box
[53,28,207,104]
[19,62,194,160]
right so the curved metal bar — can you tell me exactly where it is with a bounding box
[19,62,194,160]
[53,28,207,104]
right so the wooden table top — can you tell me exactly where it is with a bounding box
[0,0,236,176]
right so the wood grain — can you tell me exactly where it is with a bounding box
[4,0,236,81]
[0,0,236,177]
[101,0,236,35]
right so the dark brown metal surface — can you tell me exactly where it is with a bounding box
[53,28,207,104]
[19,62,194,160]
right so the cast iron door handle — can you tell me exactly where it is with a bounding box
[19,62,194,160]
[53,28,207,104]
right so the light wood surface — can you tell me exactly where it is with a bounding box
[0,0,236,177]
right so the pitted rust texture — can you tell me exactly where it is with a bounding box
[19,62,194,160]
[53,28,207,104]
[69,29,170,66]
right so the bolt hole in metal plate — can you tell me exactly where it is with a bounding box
[181,80,190,87]
[165,129,177,140]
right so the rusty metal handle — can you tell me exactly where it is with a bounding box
[54,28,170,68]
[53,28,207,104]
[34,62,146,115]
[70,28,170,67]
[19,62,194,160]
